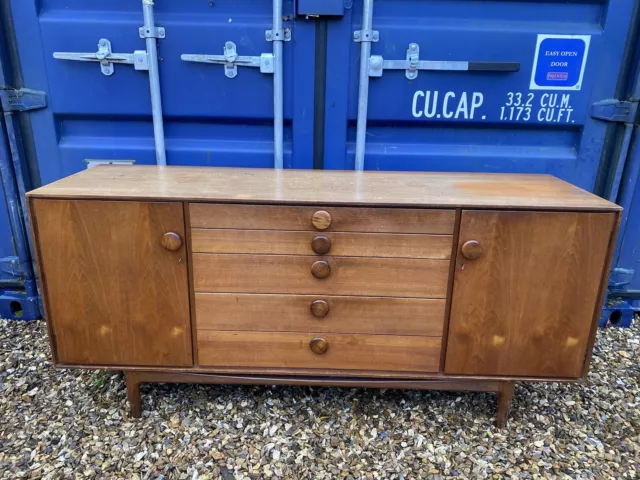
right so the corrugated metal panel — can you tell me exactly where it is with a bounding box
[2,0,640,323]
[9,0,316,184]
[323,0,636,194]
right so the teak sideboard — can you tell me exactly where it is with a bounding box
[27,166,620,427]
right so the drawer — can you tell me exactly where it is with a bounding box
[190,204,455,234]
[191,229,452,259]
[197,331,441,372]
[193,254,450,298]
[195,293,446,336]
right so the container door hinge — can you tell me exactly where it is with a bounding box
[0,88,47,112]
[0,256,30,279]
[591,99,639,124]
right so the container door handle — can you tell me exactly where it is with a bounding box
[369,43,520,79]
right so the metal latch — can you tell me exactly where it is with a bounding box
[591,99,639,124]
[368,43,521,80]
[182,42,276,79]
[0,88,47,112]
[54,38,151,76]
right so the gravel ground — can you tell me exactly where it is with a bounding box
[0,319,639,479]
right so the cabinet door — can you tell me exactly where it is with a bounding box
[445,210,616,378]
[32,199,192,367]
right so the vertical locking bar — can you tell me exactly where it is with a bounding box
[142,0,167,166]
[354,0,374,171]
[273,0,285,169]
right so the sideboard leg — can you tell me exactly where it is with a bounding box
[496,381,515,428]
[125,372,142,418]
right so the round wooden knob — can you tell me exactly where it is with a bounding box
[311,236,332,255]
[311,261,331,279]
[461,240,482,260]
[310,337,329,354]
[310,300,330,318]
[161,232,183,251]
[312,211,332,230]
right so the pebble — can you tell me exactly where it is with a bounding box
[0,319,638,478]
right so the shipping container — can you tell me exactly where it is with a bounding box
[0,0,638,322]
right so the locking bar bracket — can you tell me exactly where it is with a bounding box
[353,29,379,43]
[181,42,275,79]
[368,43,520,79]
[53,39,150,76]
[265,29,292,42]
[139,25,166,39]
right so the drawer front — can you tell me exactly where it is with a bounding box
[198,331,441,372]
[195,293,446,336]
[193,254,450,298]
[191,229,453,259]
[190,204,456,234]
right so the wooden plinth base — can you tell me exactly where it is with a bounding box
[125,371,516,428]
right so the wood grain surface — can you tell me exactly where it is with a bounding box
[197,331,442,372]
[190,204,456,234]
[195,293,446,336]
[32,199,193,366]
[28,166,619,211]
[445,210,616,378]
[191,229,453,259]
[581,211,621,377]
[193,254,450,298]
[123,370,507,391]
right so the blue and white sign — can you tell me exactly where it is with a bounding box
[530,34,591,91]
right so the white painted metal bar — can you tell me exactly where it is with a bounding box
[383,59,469,72]
[272,0,285,169]
[142,0,167,166]
[354,0,374,171]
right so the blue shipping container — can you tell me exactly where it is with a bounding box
[0,0,639,321]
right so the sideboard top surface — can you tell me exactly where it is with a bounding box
[28,166,619,211]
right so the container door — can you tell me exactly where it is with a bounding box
[8,0,316,186]
[324,0,636,192]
